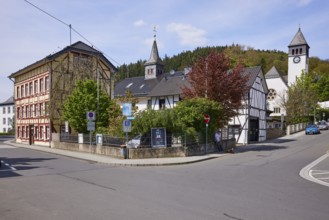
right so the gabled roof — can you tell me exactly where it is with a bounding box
[0,96,14,106]
[265,66,288,86]
[9,41,117,79]
[148,71,191,97]
[289,28,309,47]
[114,75,163,97]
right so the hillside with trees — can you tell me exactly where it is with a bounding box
[116,44,329,81]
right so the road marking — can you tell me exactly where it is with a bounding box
[299,153,329,187]
[0,160,17,171]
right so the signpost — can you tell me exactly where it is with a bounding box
[204,114,210,153]
[86,111,96,152]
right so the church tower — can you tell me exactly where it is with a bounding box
[288,27,310,85]
[144,33,164,80]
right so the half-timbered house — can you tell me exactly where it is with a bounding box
[9,41,117,146]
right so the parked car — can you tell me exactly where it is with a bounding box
[126,135,142,148]
[317,121,329,130]
[305,124,321,135]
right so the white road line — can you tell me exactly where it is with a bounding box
[0,160,17,171]
[299,153,329,187]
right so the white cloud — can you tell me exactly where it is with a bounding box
[134,19,146,27]
[167,23,207,47]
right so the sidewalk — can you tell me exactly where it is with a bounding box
[4,140,226,166]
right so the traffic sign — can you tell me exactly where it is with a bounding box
[122,103,132,116]
[123,120,132,132]
[86,111,96,121]
[87,121,95,131]
[204,114,210,124]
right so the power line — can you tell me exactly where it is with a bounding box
[24,0,121,66]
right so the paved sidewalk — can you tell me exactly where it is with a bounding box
[3,140,226,166]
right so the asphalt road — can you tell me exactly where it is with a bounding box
[1,132,329,220]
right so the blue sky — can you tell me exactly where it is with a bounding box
[1,0,328,102]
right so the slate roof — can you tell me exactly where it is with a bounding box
[9,41,117,79]
[114,75,163,97]
[265,66,288,85]
[289,28,309,47]
[148,71,191,97]
[0,96,14,106]
[144,40,164,66]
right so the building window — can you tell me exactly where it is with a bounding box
[159,99,165,109]
[35,104,39,117]
[29,82,33,95]
[274,107,281,113]
[3,118,6,125]
[40,126,44,140]
[25,83,29,96]
[17,126,20,138]
[45,76,49,91]
[40,103,44,116]
[40,78,44,93]
[34,80,38,94]
[21,85,24,98]
[267,88,277,101]
[8,118,12,126]
[2,107,5,114]
[300,48,302,54]
[147,100,152,109]
[35,126,39,139]
[25,106,28,118]
[292,49,295,55]
[3,128,6,133]
[17,86,20,99]
[22,126,25,138]
[45,102,49,115]
[26,126,29,139]
[17,107,20,119]
[46,126,50,140]
[8,106,11,114]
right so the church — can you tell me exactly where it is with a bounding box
[265,28,310,123]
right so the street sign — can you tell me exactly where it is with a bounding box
[122,103,132,116]
[204,114,210,124]
[87,121,95,131]
[123,120,132,132]
[86,111,96,121]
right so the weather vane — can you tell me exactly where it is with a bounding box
[153,25,157,39]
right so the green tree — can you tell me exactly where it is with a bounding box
[132,97,223,141]
[182,51,248,124]
[285,72,318,124]
[62,80,110,133]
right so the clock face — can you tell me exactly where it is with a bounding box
[293,56,301,63]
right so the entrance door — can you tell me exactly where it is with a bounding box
[29,125,34,145]
[249,119,259,142]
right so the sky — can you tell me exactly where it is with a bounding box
[1,0,328,102]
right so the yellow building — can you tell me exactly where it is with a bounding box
[9,41,117,146]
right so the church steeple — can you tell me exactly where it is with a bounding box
[144,28,164,80]
[288,27,310,85]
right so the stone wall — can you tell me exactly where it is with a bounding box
[51,136,236,160]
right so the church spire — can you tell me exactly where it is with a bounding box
[144,27,164,80]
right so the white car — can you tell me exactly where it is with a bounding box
[126,135,142,148]
[317,121,329,130]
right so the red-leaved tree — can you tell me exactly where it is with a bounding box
[182,52,249,126]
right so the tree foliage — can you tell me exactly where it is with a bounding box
[284,72,318,124]
[62,80,111,133]
[132,98,223,141]
[181,52,249,124]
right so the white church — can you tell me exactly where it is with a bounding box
[265,28,309,124]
